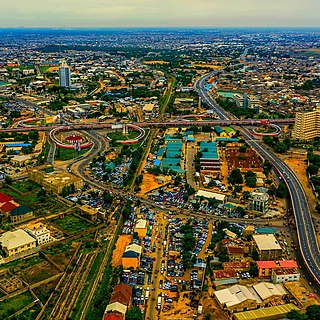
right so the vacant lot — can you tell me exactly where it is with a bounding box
[112,235,131,267]
[11,180,41,194]
[0,291,34,319]
[53,215,92,234]
[20,261,61,284]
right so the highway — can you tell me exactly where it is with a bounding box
[195,67,320,285]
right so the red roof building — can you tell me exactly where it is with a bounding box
[278,260,298,269]
[223,262,250,270]
[66,135,83,143]
[0,192,13,204]
[213,269,238,279]
[256,261,277,278]
[0,201,18,213]
[109,284,132,307]
[103,313,124,320]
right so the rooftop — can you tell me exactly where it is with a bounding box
[0,229,36,250]
[256,261,277,269]
[10,205,32,217]
[253,282,287,300]
[234,303,299,320]
[253,234,282,251]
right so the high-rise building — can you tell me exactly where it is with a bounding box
[292,106,320,141]
[233,93,259,109]
[59,62,71,87]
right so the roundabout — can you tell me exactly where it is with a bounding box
[251,123,281,137]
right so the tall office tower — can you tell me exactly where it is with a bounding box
[59,62,71,87]
[292,106,320,141]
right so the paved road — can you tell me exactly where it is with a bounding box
[195,67,320,285]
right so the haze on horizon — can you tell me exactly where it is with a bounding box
[1,0,319,28]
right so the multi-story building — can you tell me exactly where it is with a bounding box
[248,187,269,215]
[28,165,84,194]
[10,205,34,224]
[0,229,36,257]
[59,62,71,87]
[271,268,300,284]
[25,222,52,246]
[292,106,320,141]
[252,234,283,261]
[233,93,260,109]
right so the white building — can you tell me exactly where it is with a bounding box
[25,222,52,246]
[271,268,300,284]
[233,93,260,109]
[248,187,269,215]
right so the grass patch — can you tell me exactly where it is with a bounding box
[108,130,140,141]
[33,278,59,305]
[0,254,44,272]
[55,147,89,161]
[11,180,41,194]
[15,303,42,320]
[38,66,51,73]
[53,215,92,234]
[0,291,34,318]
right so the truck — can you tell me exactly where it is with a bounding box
[157,295,162,310]
[145,290,150,300]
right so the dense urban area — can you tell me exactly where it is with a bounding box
[0,28,319,320]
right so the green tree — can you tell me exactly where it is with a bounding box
[306,305,320,320]
[236,206,246,217]
[28,130,39,141]
[203,314,213,320]
[242,190,250,200]
[262,160,272,175]
[228,168,243,185]
[249,261,258,277]
[287,310,306,320]
[268,184,277,196]
[126,307,143,320]
[174,175,182,186]
[276,182,287,198]
[245,176,257,188]
[307,165,319,176]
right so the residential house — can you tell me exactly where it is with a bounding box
[10,205,34,224]
[0,229,36,257]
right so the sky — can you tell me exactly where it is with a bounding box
[1,0,319,28]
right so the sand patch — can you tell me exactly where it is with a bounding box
[112,235,131,267]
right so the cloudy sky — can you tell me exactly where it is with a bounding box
[1,0,319,28]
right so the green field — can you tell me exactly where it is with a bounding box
[15,303,42,320]
[0,186,69,215]
[6,65,34,71]
[11,180,41,194]
[108,130,140,141]
[38,66,51,73]
[53,215,92,234]
[55,147,89,161]
[0,254,44,272]
[0,292,34,318]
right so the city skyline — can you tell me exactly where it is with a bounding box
[1,0,319,28]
